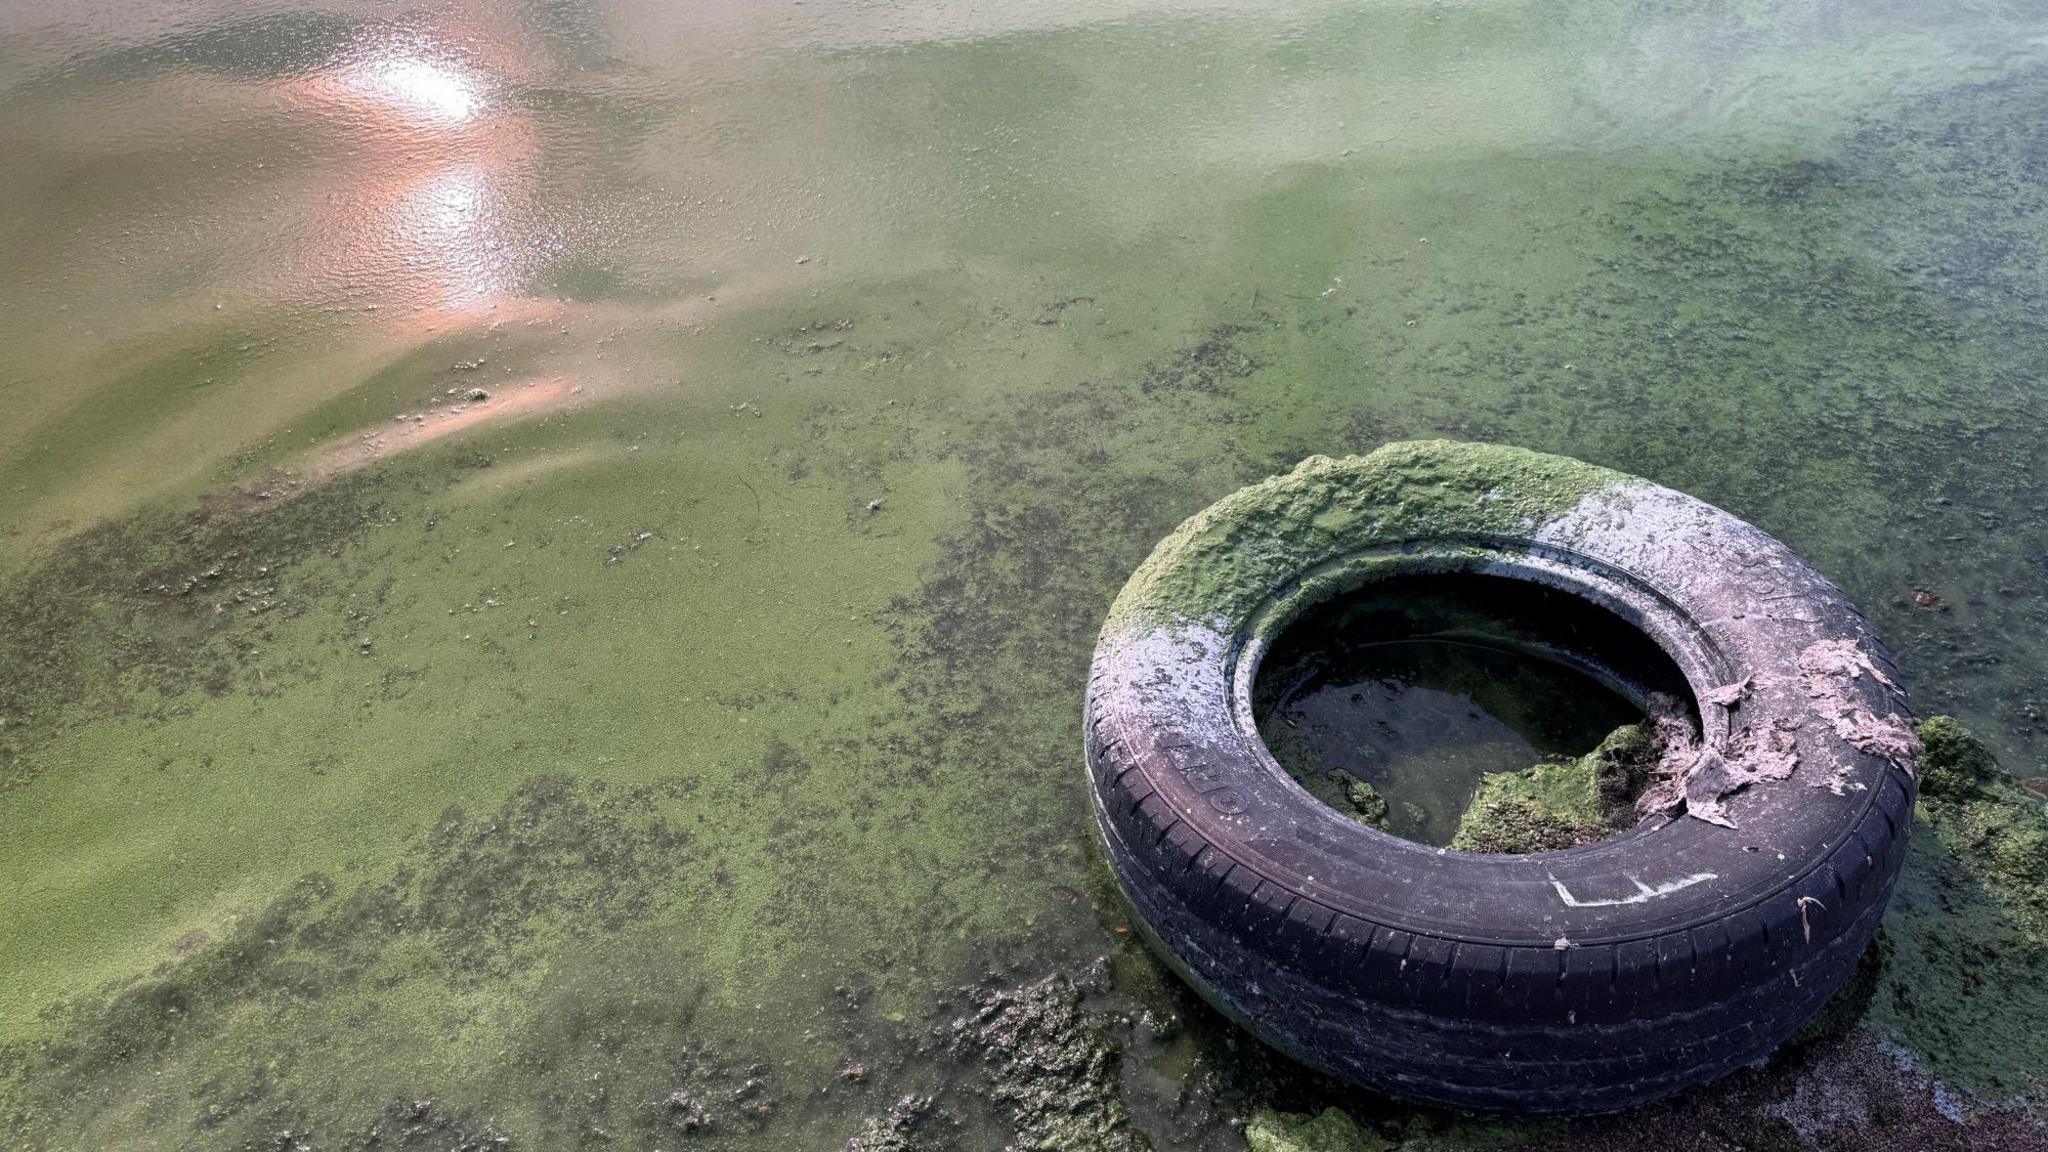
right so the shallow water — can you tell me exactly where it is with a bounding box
[1257,638,1640,845]
[7,0,2048,1147]
[1251,571,1677,845]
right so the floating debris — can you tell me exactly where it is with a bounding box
[659,1090,711,1133]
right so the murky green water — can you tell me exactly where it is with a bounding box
[1252,573,1656,845]
[1259,642,1641,846]
[8,1,2048,1148]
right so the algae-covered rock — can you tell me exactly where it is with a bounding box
[1342,776,1391,830]
[1244,1107,1389,1152]
[1915,715,1999,798]
[1936,774,2048,895]
[952,975,1150,1152]
[1448,793,1597,854]
[1588,720,1661,815]
[1911,717,2048,904]
[841,1095,935,1152]
[1302,769,1393,830]
[1448,723,1654,854]
[1259,736,1392,831]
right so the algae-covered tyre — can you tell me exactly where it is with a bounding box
[1084,441,1920,1114]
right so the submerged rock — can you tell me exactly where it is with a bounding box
[1916,718,2048,898]
[1330,771,1390,830]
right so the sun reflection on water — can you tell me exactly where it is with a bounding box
[339,52,484,123]
[395,163,506,309]
[277,30,546,318]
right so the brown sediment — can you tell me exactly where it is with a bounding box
[305,374,585,480]
[951,974,1151,1152]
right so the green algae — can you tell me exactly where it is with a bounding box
[0,463,427,793]
[1449,786,1602,856]
[1447,724,1654,854]
[1864,717,2048,1099]
[6,3,2048,1150]
[1906,718,2048,925]
[1258,728,1393,832]
[1339,776,1392,831]
[1246,1107,1390,1152]
[1105,442,1622,636]
[1916,714,2003,800]
[0,775,711,1145]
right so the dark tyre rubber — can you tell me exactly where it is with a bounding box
[1084,443,1918,1114]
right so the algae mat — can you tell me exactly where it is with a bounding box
[6,1,2048,1148]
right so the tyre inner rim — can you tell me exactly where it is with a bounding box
[1245,568,1700,850]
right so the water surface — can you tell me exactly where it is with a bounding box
[6,0,2048,1146]
[1258,637,1641,845]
